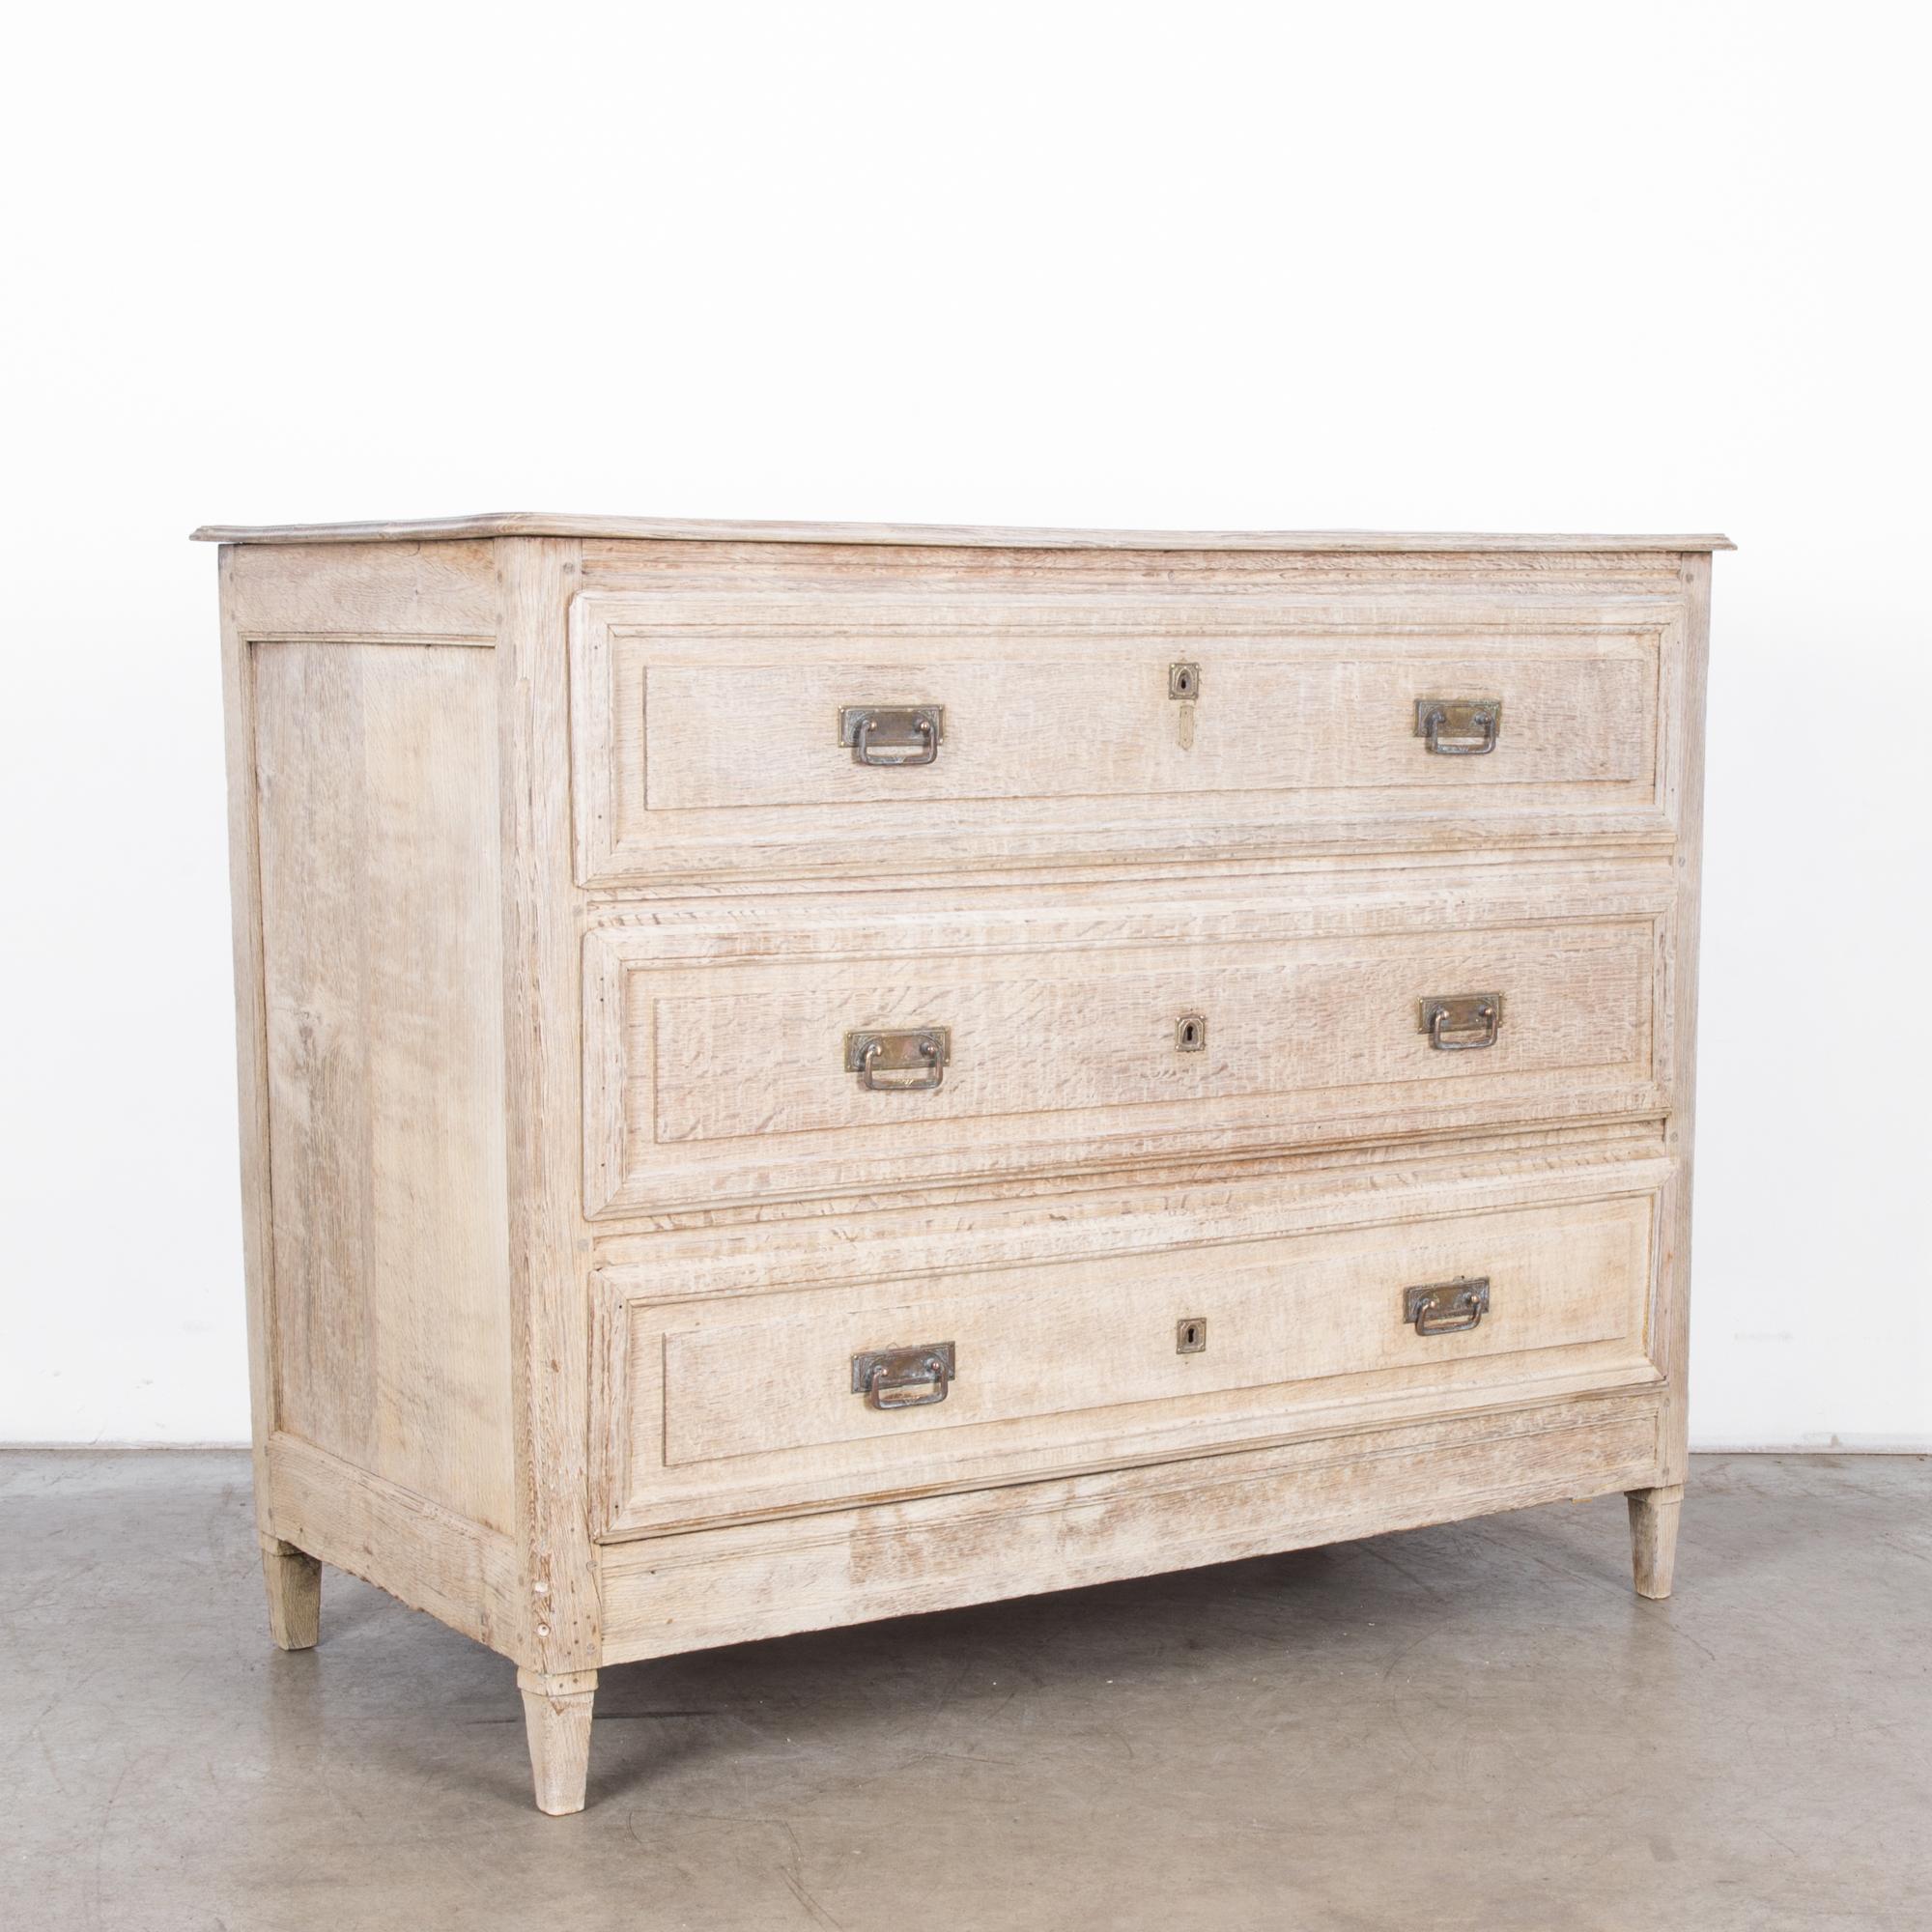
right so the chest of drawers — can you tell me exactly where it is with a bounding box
[203,514,1723,1814]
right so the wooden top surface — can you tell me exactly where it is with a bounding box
[190,512,1734,553]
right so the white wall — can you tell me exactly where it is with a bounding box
[2,2,1925,1447]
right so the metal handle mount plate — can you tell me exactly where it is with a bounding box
[1415,697,1502,755]
[1418,993,1502,1051]
[839,705,944,766]
[852,1341,956,1410]
[1404,1276,1491,1336]
[843,1027,951,1092]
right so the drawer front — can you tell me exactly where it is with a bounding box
[583,877,1672,1218]
[570,590,1687,885]
[593,1167,1665,1534]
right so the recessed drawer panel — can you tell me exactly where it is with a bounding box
[570,590,1687,885]
[593,1167,1664,1535]
[582,876,1672,1219]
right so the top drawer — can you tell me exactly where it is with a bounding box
[569,589,1689,887]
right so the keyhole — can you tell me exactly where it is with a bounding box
[1177,1317,1208,1354]
[1168,662,1200,699]
[1176,1013,1207,1052]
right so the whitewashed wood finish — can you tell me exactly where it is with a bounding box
[594,1166,1665,1537]
[571,591,1683,887]
[217,548,278,1542]
[518,1668,598,1816]
[195,513,1734,552]
[1658,553,1713,1495]
[1627,1482,1686,1598]
[212,520,1717,1815]
[263,1433,524,1654]
[582,872,1673,1217]
[495,539,601,1688]
[260,1536,321,1651]
[598,1390,1665,1665]
[219,540,533,1670]
[221,537,500,639]
[251,638,515,1530]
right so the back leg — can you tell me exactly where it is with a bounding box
[261,1534,322,1649]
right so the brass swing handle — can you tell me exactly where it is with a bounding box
[839,705,944,766]
[1418,993,1502,1051]
[852,1342,956,1410]
[843,1028,951,1092]
[1404,1276,1491,1336]
[1415,697,1502,756]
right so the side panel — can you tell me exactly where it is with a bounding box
[239,617,515,1534]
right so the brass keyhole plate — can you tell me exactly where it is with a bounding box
[1176,1013,1208,1052]
[1177,1317,1208,1354]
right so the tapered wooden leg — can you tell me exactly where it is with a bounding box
[518,1667,597,1815]
[1626,1484,1684,1600]
[261,1535,322,1650]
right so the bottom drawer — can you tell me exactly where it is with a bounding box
[592,1164,1665,1536]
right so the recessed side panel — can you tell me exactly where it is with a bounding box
[251,639,515,1533]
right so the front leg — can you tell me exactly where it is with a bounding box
[518,1667,597,1815]
[1626,1484,1685,1600]
[260,1535,322,1650]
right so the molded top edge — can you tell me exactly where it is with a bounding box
[189,512,1735,552]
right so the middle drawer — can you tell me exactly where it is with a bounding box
[583,875,1673,1218]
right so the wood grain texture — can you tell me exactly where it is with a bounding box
[588,1119,1669,1251]
[259,1536,321,1650]
[1628,1482,1685,1598]
[207,522,1717,1812]
[517,1668,597,1815]
[251,638,515,1531]
[594,1165,1665,1536]
[643,652,1651,809]
[598,1393,1663,1664]
[495,538,600,1679]
[1658,554,1711,1489]
[572,589,1685,886]
[217,548,277,1536]
[221,538,497,639]
[664,1203,1645,1464]
[581,542,1702,623]
[582,871,1674,1218]
[191,512,1734,552]
[263,1434,522,1652]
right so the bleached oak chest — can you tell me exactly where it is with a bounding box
[204,514,1723,1813]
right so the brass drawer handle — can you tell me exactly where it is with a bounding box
[844,1027,950,1092]
[1415,697,1501,756]
[838,704,944,767]
[852,1342,956,1410]
[1404,1276,1491,1335]
[1418,993,1501,1051]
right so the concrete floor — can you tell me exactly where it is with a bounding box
[1,1454,1927,1932]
